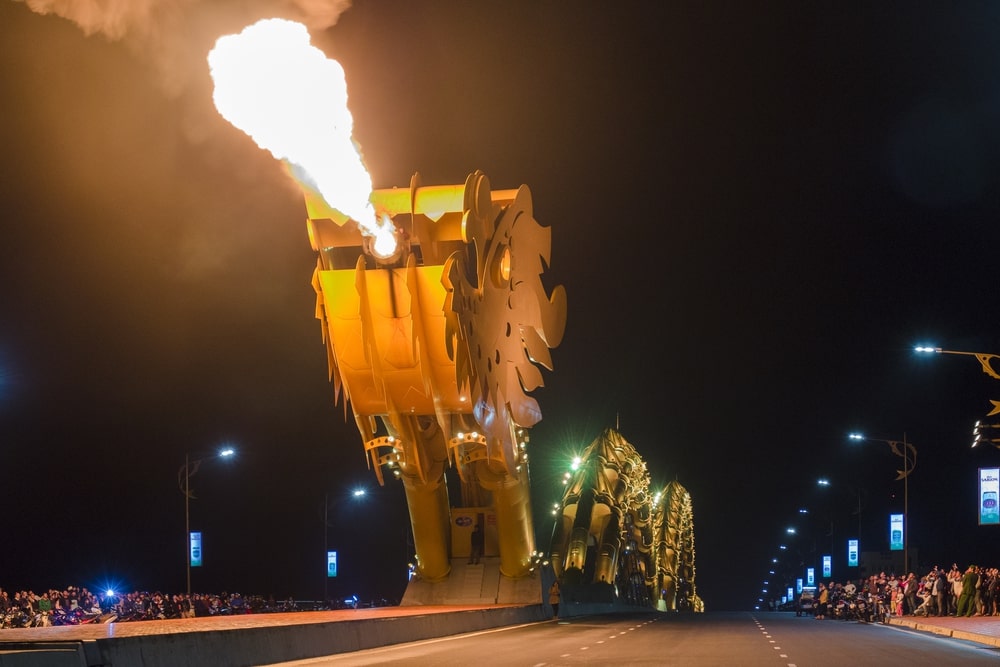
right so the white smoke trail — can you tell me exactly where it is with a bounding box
[18,0,180,40]
[17,0,351,37]
[15,0,353,95]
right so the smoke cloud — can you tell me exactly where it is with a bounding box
[18,0,352,37]
[16,0,353,96]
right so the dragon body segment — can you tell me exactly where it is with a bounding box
[550,428,702,611]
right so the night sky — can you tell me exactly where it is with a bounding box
[3,1,1000,612]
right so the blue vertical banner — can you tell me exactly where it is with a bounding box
[979,468,1000,526]
[796,578,803,594]
[807,567,815,586]
[822,555,831,579]
[848,539,859,567]
[190,531,203,568]
[889,514,903,551]
[327,550,338,577]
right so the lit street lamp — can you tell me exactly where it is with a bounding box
[848,433,916,574]
[818,475,865,567]
[914,346,1000,380]
[179,447,236,596]
[323,487,367,605]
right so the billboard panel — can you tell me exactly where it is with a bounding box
[190,531,203,568]
[889,513,903,551]
[979,467,1000,526]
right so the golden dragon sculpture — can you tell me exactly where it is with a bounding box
[303,170,566,589]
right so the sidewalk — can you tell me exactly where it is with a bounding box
[888,614,1000,647]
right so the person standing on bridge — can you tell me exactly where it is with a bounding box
[814,583,828,619]
[933,567,949,617]
[549,579,561,619]
[957,564,980,617]
[469,524,484,565]
[903,573,919,615]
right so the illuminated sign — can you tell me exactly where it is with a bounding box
[848,539,859,567]
[327,550,338,577]
[889,513,903,551]
[190,531,203,568]
[822,555,831,579]
[979,468,1000,526]
[807,567,815,586]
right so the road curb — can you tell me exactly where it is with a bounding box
[888,617,1000,648]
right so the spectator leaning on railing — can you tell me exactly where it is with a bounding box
[1,584,401,629]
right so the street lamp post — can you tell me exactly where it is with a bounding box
[814,478,834,571]
[848,433,916,574]
[323,487,367,605]
[179,447,236,597]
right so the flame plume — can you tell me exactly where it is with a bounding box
[207,18,396,257]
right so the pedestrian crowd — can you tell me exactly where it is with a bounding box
[0,585,305,629]
[808,563,1000,619]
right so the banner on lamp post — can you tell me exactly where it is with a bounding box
[889,514,903,551]
[979,468,999,525]
[327,550,338,577]
[848,539,859,567]
[190,531,202,568]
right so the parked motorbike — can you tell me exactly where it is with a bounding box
[49,607,101,626]
[871,591,891,624]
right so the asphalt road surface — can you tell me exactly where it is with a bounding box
[271,612,1000,666]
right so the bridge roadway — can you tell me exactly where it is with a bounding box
[0,603,548,667]
[4,605,1000,667]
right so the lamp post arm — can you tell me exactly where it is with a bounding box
[886,440,917,479]
[973,354,1000,380]
[178,458,203,498]
[934,349,1000,380]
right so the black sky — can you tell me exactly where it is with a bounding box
[2,1,1000,611]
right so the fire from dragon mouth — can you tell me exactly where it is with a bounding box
[207,18,397,258]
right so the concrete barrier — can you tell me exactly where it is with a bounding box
[0,606,550,667]
[0,642,100,667]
